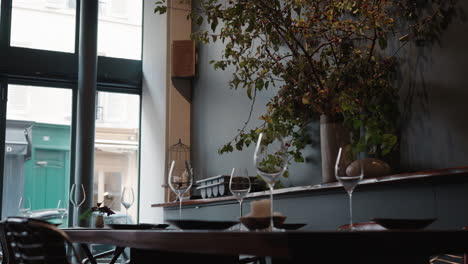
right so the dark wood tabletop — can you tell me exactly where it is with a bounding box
[63,228,468,263]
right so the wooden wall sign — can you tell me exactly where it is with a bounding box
[172,40,196,78]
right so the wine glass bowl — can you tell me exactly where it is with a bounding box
[335,147,364,230]
[121,187,135,224]
[168,160,194,219]
[57,200,68,227]
[18,197,31,217]
[254,133,288,231]
[229,168,251,225]
[69,184,86,227]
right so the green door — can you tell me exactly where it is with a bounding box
[26,149,69,210]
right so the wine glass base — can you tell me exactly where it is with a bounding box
[265,226,285,232]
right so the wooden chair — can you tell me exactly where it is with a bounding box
[2,217,81,264]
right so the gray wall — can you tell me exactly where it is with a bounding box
[165,177,468,230]
[192,1,468,186]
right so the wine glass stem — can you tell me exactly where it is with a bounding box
[74,206,78,227]
[239,200,243,218]
[179,196,182,220]
[269,184,274,231]
[126,208,128,224]
[348,192,353,230]
[61,215,65,227]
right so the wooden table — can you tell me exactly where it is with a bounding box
[63,228,468,264]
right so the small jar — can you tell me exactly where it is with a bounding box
[95,214,104,228]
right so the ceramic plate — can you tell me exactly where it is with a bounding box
[108,223,169,230]
[166,220,238,230]
[280,223,307,230]
[372,218,436,230]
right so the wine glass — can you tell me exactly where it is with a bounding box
[168,160,193,219]
[254,133,288,231]
[18,197,31,217]
[229,168,251,223]
[69,184,86,227]
[57,200,68,227]
[335,147,364,230]
[121,187,135,224]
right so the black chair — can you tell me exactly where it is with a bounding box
[2,217,81,264]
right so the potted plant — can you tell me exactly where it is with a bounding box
[91,203,115,228]
[156,0,456,183]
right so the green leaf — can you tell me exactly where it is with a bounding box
[247,83,253,99]
[211,18,219,32]
[197,16,203,26]
[378,37,387,49]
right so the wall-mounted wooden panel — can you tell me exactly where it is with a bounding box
[171,40,195,78]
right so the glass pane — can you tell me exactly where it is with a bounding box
[11,0,77,53]
[94,92,140,224]
[3,85,72,228]
[98,0,142,60]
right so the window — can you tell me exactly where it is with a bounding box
[0,0,143,225]
[97,0,142,60]
[2,85,72,225]
[11,0,77,52]
[94,91,140,223]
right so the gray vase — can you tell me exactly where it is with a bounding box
[320,115,349,183]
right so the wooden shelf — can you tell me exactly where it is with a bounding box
[151,166,468,208]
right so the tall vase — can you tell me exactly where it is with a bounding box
[320,114,348,183]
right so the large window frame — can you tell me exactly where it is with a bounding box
[0,0,143,223]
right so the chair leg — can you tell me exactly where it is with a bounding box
[109,247,125,264]
[80,244,98,264]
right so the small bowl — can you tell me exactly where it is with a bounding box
[239,215,287,230]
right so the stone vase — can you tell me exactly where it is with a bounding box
[320,114,349,183]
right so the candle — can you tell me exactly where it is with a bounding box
[250,199,271,217]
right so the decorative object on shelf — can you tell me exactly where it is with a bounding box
[196,175,261,199]
[156,0,457,184]
[346,158,391,178]
[320,115,349,183]
[164,139,191,202]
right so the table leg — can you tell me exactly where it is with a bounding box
[80,245,126,264]
[109,247,125,264]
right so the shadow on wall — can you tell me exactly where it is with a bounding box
[399,1,468,171]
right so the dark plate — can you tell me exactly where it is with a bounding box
[108,223,169,230]
[166,220,238,230]
[372,218,436,230]
[280,223,307,230]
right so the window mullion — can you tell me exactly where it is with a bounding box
[0,0,12,50]
[0,79,8,219]
[75,0,81,55]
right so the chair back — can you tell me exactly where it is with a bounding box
[3,217,79,264]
